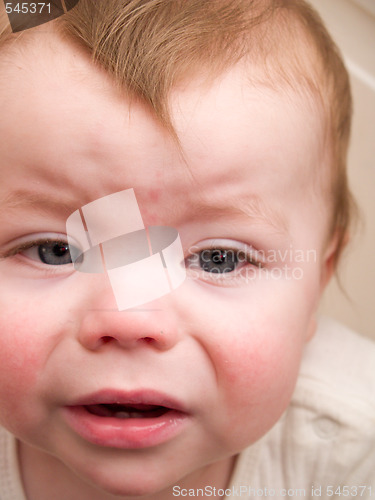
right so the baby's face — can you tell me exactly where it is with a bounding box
[0,35,331,497]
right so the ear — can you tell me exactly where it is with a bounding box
[319,230,349,292]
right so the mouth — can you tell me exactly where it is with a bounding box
[84,403,171,419]
[63,390,189,448]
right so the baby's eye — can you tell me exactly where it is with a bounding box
[22,240,73,266]
[186,241,263,277]
[3,234,82,268]
[198,248,239,274]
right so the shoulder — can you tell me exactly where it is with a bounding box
[289,317,375,486]
[229,318,375,493]
[304,315,375,373]
[0,426,26,500]
[297,316,375,410]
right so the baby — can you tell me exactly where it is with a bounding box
[0,1,374,499]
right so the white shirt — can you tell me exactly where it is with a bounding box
[225,317,375,499]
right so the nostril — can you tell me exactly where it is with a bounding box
[99,336,156,346]
[101,336,113,344]
[142,337,154,343]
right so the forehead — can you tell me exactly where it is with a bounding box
[172,63,325,180]
[0,33,327,239]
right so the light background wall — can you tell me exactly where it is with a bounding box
[309,0,375,340]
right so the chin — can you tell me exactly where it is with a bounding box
[72,459,179,498]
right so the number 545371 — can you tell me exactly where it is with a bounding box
[5,3,52,14]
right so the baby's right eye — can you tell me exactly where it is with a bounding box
[2,234,82,269]
[22,240,73,266]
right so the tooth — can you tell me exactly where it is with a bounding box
[115,411,131,419]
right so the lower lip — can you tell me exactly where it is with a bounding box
[62,406,189,449]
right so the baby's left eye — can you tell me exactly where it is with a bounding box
[21,240,73,266]
[186,242,262,277]
[198,248,239,274]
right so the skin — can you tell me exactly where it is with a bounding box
[0,32,335,500]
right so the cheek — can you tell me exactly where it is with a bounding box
[0,310,43,422]
[0,276,65,429]
[219,322,304,399]
[199,285,314,447]
[0,277,71,389]
[216,329,304,446]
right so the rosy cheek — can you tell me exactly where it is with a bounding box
[0,313,41,399]
[218,329,304,408]
[212,335,302,448]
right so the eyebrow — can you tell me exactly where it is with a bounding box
[0,191,80,218]
[186,197,289,235]
[1,191,289,236]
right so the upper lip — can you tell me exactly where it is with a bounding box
[68,389,188,413]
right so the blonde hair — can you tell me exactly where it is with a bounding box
[0,0,354,267]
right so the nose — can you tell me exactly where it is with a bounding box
[76,274,181,352]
